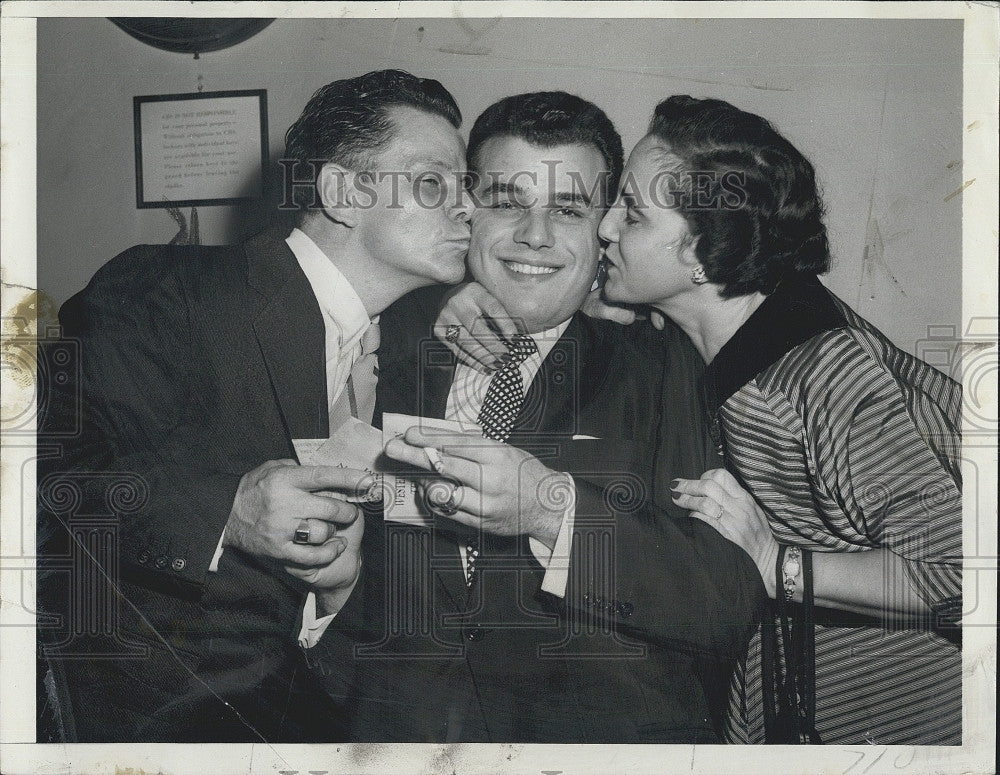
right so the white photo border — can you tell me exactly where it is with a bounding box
[1,3,996,775]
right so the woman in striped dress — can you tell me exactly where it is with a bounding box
[598,95,961,744]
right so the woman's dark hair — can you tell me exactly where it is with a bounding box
[468,91,623,203]
[648,95,830,297]
[283,69,461,214]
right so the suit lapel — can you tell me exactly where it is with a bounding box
[375,305,454,423]
[517,314,597,436]
[418,340,456,420]
[430,515,472,612]
[246,231,329,440]
[421,345,467,610]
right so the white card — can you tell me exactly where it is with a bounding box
[292,417,385,503]
[381,412,480,526]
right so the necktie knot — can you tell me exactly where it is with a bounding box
[504,334,537,369]
[477,333,536,444]
[329,321,379,431]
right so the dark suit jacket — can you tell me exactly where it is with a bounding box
[310,285,764,743]
[37,229,345,741]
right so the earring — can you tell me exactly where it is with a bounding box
[691,265,708,285]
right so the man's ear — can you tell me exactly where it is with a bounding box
[316,162,360,228]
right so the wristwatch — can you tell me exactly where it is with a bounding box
[781,546,803,602]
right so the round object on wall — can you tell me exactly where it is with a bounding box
[109,18,274,56]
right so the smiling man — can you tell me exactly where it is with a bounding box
[464,133,609,335]
[304,92,763,743]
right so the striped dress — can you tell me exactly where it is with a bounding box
[703,274,962,745]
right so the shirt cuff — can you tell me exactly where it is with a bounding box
[208,529,226,573]
[536,479,576,598]
[297,591,338,650]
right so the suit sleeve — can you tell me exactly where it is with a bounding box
[550,320,763,661]
[560,480,764,661]
[38,247,242,597]
[303,513,418,711]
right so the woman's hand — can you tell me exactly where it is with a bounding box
[673,471,938,617]
[671,468,780,597]
[432,282,522,373]
[579,287,644,325]
[579,287,671,330]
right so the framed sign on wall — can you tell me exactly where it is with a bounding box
[133,89,268,208]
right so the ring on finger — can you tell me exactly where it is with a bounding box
[293,519,311,545]
[445,324,462,343]
[434,483,459,517]
[444,487,459,515]
[712,502,725,520]
[425,480,459,517]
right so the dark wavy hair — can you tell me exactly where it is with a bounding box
[283,69,461,214]
[467,91,623,204]
[648,95,830,297]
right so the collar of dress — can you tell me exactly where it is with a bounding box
[702,272,848,412]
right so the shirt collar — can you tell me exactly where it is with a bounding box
[528,319,572,363]
[286,228,371,349]
[703,273,847,411]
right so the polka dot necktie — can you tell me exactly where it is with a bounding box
[465,334,537,586]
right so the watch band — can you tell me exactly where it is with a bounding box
[781,545,803,602]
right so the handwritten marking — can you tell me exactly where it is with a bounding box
[841,749,869,774]
[862,748,887,773]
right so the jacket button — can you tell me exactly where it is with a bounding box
[617,601,634,618]
[465,625,485,642]
[154,555,169,569]
[171,557,186,572]
[137,550,151,564]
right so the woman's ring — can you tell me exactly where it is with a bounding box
[445,324,462,343]
[712,502,725,520]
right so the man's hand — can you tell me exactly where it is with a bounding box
[384,428,572,550]
[284,500,364,599]
[432,282,523,373]
[225,459,371,568]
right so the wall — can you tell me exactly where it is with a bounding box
[35,16,963,354]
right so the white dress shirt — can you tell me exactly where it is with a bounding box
[288,228,380,646]
[285,228,375,413]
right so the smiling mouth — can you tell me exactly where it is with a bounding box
[501,260,559,276]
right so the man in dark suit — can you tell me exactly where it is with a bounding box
[304,93,763,742]
[36,69,473,742]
